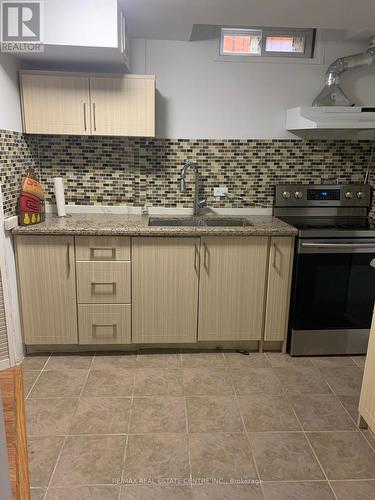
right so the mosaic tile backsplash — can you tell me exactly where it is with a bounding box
[1,130,374,218]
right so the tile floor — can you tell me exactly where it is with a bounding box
[22,350,375,500]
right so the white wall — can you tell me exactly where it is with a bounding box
[131,30,375,139]
[0,54,22,132]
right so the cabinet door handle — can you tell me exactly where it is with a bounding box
[92,324,117,338]
[93,102,97,131]
[83,103,87,131]
[272,243,281,272]
[90,247,116,260]
[66,243,71,273]
[203,243,209,272]
[91,282,116,295]
[194,244,200,273]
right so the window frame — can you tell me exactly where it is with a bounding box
[219,26,316,60]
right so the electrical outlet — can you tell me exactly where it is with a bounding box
[213,186,228,197]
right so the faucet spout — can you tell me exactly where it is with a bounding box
[179,160,206,216]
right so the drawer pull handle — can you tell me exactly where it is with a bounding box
[90,247,116,260]
[92,323,117,338]
[91,282,117,295]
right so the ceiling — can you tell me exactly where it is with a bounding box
[120,0,375,41]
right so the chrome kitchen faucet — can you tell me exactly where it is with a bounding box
[179,160,206,216]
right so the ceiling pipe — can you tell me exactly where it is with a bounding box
[313,36,375,106]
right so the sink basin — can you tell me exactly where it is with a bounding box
[203,218,253,227]
[148,216,253,228]
[148,217,204,227]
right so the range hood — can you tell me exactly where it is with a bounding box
[286,106,375,139]
[287,36,375,138]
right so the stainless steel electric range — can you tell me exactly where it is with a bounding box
[274,183,375,356]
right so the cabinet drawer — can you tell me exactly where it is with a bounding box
[75,236,130,261]
[78,304,131,344]
[76,261,131,303]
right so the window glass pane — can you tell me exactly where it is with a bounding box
[265,35,305,53]
[221,29,261,55]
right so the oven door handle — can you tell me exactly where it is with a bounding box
[301,242,375,249]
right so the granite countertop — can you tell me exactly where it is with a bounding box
[12,214,298,237]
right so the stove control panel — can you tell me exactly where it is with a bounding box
[275,184,371,208]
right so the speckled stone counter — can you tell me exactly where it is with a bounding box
[12,214,297,237]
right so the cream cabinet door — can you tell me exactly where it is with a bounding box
[20,72,90,135]
[90,75,155,136]
[132,238,199,343]
[16,236,78,345]
[198,236,269,341]
[359,307,375,432]
[264,237,294,342]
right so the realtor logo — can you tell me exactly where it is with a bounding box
[1,1,44,52]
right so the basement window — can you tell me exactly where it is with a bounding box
[220,27,315,59]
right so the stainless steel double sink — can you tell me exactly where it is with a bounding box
[148,217,253,227]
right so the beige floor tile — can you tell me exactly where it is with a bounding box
[134,368,184,396]
[45,354,93,370]
[120,485,193,499]
[223,352,270,368]
[23,354,51,370]
[263,481,335,500]
[92,352,137,370]
[265,353,313,368]
[290,394,356,431]
[307,431,375,479]
[31,488,47,500]
[51,435,126,486]
[28,436,65,487]
[29,370,88,398]
[45,486,119,499]
[186,396,244,433]
[249,432,324,481]
[192,483,264,500]
[24,370,40,396]
[231,368,283,395]
[337,395,360,422]
[129,397,186,433]
[331,480,375,499]
[362,429,375,451]
[352,356,366,370]
[183,368,233,396]
[82,369,134,397]
[69,397,131,434]
[274,366,331,395]
[189,433,258,482]
[26,398,78,435]
[137,350,181,368]
[124,433,190,482]
[238,394,300,432]
[319,366,364,396]
[181,351,225,368]
[311,356,357,369]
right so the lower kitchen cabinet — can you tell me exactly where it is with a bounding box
[15,235,78,345]
[198,236,269,341]
[78,304,131,344]
[132,237,200,343]
[264,237,294,342]
[359,307,375,433]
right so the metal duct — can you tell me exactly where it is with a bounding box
[313,36,375,107]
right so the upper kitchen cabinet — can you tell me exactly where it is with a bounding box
[90,75,155,136]
[20,72,91,135]
[19,71,156,137]
[12,0,129,70]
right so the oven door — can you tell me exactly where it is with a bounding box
[289,238,375,355]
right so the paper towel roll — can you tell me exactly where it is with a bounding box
[54,177,66,217]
